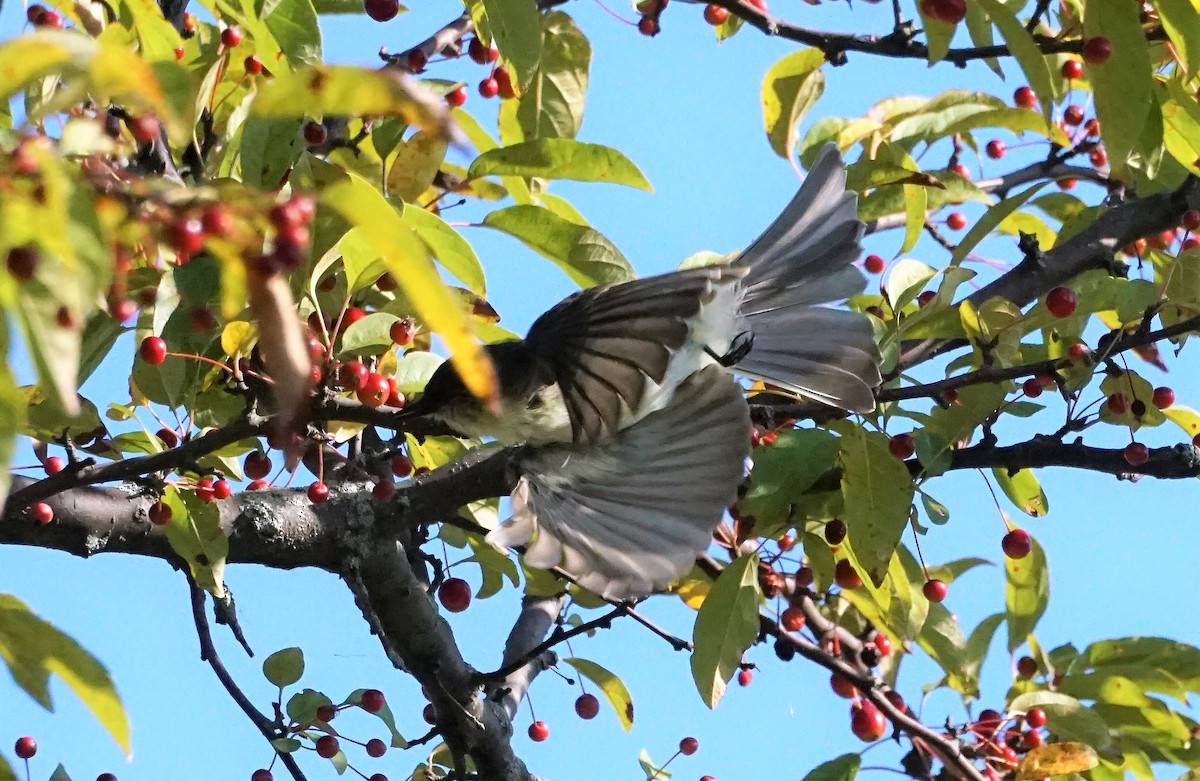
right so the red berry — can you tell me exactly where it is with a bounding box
[1082,36,1112,65]
[1024,729,1044,748]
[1063,105,1085,126]
[873,633,892,657]
[14,737,36,759]
[140,336,168,364]
[1058,177,1077,190]
[850,701,887,742]
[467,37,499,63]
[364,0,399,21]
[26,4,47,23]
[747,0,767,10]
[778,533,795,551]
[1022,377,1043,398]
[1025,706,1047,728]
[366,738,387,758]
[976,709,1004,738]
[220,26,243,47]
[919,0,965,23]
[863,254,885,274]
[637,16,658,36]
[953,163,970,178]
[360,688,385,712]
[679,737,699,756]
[1183,209,1200,232]
[781,606,806,632]
[357,372,391,408]
[1045,286,1077,317]
[885,690,907,712]
[245,451,272,480]
[422,703,436,724]
[173,45,186,60]
[315,735,339,758]
[390,317,416,346]
[247,479,268,490]
[6,246,38,281]
[149,500,172,525]
[200,205,234,239]
[1107,393,1127,414]
[494,67,515,99]
[111,298,137,323]
[44,455,65,474]
[1061,59,1083,80]
[303,121,327,147]
[888,433,915,459]
[335,360,368,391]
[212,478,232,500]
[1152,386,1175,409]
[478,77,500,98]
[703,3,729,24]
[391,454,413,477]
[195,476,216,502]
[1068,343,1091,363]
[371,480,395,501]
[824,518,847,545]
[528,721,550,741]
[946,211,968,230]
[97,775,118,781]
[316,704,337,722]
[245,54,263,75]
[1017,656,1038,678]
[1013,86,1037,108]
[834,559,862,589]
[368,775,387,781]
[575,693,600,719]
[1002,529,1033,559]
[169,216,205,257]
[307,481,329,504]
[831,673,858,698]
[252,770,273,781]
[156,427,179,447]
[31,502,53,524]
[986,139,1006,159]
[1124,442,1149,466]
[446,85,468,107]
[917,290,936,308]
[406,49,428,72]
[439,577,472,612]
[38,9,64,27]
[1089,147,1108,167]
[923,579,948,602]
[737,668,753,686]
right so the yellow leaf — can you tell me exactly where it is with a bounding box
[252,66,456,142]
[220,321,258,356]
[321,172,497,410]
[0,594,131,755]
[676,576,712,610]
[1016,742,1099,780]
[386,131,449,202]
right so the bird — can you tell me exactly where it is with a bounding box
[398,144,880,448]
[488,364,750,598]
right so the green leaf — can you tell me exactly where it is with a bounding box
[159,485,229,597]
[322,170,496,407]
[801,754,861,781]
[945,107,1071,147]
[515,11,589,140]
[950,183,1050,266]
[562,658,634,731]
[1156,0,1200,75]
[286,688,332,722]
[48,765,70,781]
[740,428,840,533]
[1006,532,1049,651]
[481,204,633,288]
[1085,0,1159,176]
[638,749,671,780]
[885,258,938,311]
[78,313,123,386]
[262,0,322,67]
[1098,370,1166,431]
[992,467,1049,517]
[480,0,541,89]
[760,48,826,161]
[385,131,449,202]
[961,612,1005,694]
[917,601,969,693]
[403,205,486,295]
[974,0,1058,113]
[690,554,761,708]
[832,421,916,586]
[1009,691,1115,753]
[236,116,304,190]
[339,312,399,357]
[263,647,305,688]
[0,594,130,754]
[272,737,302,753]
[391,350,445,394]
[469,139,651,191]
[1160,77,1200,175]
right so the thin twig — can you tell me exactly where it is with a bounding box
[187,579,308,781]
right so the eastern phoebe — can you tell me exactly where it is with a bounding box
[400,144,880,446]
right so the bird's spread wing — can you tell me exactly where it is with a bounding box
[524,266,746,446]
[487,365,749,599]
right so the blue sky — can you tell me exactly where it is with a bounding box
[3,1,1200,780]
